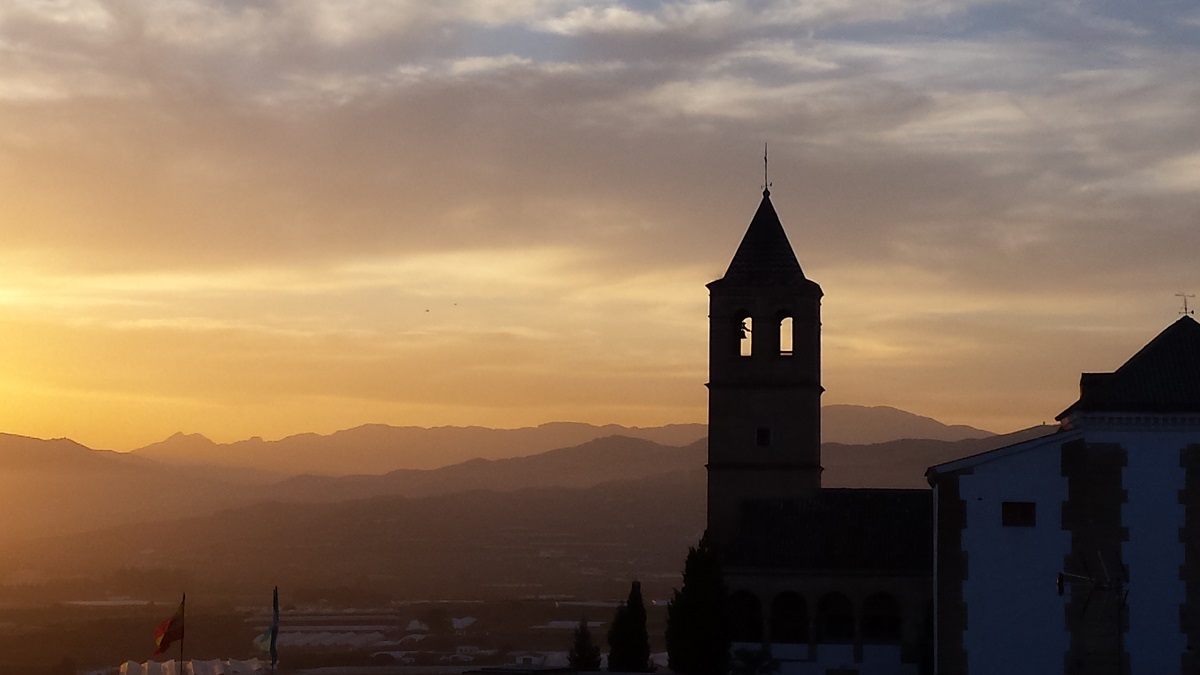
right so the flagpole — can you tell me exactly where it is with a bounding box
[271,586,279,675]
[179,593,186,675]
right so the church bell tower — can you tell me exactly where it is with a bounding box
[706,187,823,552]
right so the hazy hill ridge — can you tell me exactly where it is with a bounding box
[133,422,709,476]
[268,425,1052,506]
[130,405,992,477]
[0,407,1012,546]
[820,426,1052,487]
[822,404,991,444]
[0,433,260,543]
[267,436,707,503]
[0,433,132,469]
[4,426,1056,604]
[9,468,711,602]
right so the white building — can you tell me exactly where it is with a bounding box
[927,316,1200,675]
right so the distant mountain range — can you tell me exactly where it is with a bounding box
[0,403,1033,607]
[266,435,706,503]
[5,425,1054,605]
[12,468,711,603]
[128,405,993,476]
[262,426,1045,506]
[132,422,709,476]
[0,407,1009,545]
[0,433,264,544]
[821,404,991,445]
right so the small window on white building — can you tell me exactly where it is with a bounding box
[1001,501,1036,527]
[740,318,753,357]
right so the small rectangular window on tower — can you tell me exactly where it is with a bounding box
[756,427,772,447]
[1001,501,1036,527]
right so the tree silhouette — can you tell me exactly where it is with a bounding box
[666,534,730,675]
[607,580,652,672]
[569,617,602,671]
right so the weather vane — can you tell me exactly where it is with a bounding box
[1177,292,1195,316]
[762,142,771,194]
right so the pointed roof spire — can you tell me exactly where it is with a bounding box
[717,190,808,286]
[1058,315,1200,419]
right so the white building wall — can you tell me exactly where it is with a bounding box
[1090,428,1189,674]
[960,443,1070,675]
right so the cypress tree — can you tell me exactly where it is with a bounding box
[607,580,652,672]
[569,617,602,671]
[666,534,730,675]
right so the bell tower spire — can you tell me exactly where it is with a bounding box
[706,184,824,552]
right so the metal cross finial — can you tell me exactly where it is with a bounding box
[762,143,772,195]
[1178,292,1195,316]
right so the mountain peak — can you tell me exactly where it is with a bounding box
[140,432,217,454]
[822,404,992,445]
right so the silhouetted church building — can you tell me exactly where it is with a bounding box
[707,188,932,675]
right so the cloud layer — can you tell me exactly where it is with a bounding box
[0,0,1197,448]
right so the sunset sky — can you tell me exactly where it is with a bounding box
[0,1,1197,450]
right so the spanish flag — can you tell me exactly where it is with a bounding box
[153,594,185,656]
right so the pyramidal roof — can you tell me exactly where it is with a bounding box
[1058,315,1200,419]
[716,189,808,286]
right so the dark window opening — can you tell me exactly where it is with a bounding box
[1002,501,1036,527]
[756,427,772,447]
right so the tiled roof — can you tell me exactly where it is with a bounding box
[1058,316,1200,418]
[716,190,808,286]
[727,488,932,572]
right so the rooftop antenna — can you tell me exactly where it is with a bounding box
[1058,551,1128,675]
[762,142,772,195]
[1177,292,1195,316]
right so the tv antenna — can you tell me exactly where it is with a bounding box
[1058,551,1127,675]
[1177,292,1195,316]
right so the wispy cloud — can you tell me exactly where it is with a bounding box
[536,5,666,35]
